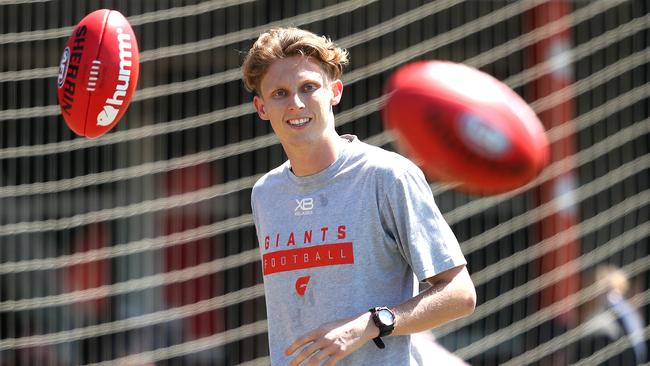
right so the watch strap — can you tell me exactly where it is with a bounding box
[372,337,386,349]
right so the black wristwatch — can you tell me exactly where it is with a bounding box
[369,307,396,349]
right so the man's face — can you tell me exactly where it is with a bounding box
[253,55,343,149]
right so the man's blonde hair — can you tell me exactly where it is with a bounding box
[241,27,349,94]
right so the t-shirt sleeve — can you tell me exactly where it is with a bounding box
[250,184,264,253]
[380,165,467,281]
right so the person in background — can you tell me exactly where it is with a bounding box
[577,265,647,365]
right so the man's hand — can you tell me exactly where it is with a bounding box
[286,312,378,366]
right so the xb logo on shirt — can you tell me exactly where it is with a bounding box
[295,276,311,296]
[295,197,314,216]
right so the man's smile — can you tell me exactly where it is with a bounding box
[286,117,311,127]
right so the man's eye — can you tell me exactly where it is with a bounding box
[303,84,318,92]
[273,90,287,97]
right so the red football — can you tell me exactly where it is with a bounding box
[382,61,549,195]
[57,9,139,138]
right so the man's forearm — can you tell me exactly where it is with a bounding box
[390,265,476,336]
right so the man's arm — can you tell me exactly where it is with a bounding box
[285,264,476,366]
[391,264,476,335]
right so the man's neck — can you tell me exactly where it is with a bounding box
[285,133,343,177]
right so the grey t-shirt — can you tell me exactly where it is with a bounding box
[251,135,466,366]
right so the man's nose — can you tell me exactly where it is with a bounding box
[288,92,305,110]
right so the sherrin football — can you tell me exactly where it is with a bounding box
[57,9,139,138]
[382,61,549,195]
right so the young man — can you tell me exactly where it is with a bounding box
[242,27,476,365]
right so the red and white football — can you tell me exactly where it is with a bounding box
[57,9,139,138]
[382,61,549,195]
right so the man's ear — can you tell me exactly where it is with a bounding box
[253,95,269,120]
[330,79,343,106]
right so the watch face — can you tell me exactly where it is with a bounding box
[378,309,395,325]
